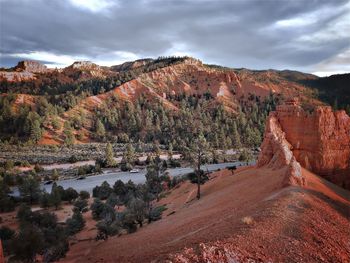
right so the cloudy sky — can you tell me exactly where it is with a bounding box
[0,0,349,76]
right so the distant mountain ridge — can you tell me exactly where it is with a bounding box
[0,56,349,145]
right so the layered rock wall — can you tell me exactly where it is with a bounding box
[258,99,350,187]
[275,103,350,176]
[257,110,304,186]
[15,60,48,73]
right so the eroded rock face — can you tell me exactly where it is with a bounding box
[15,60,48,73]
[258,99,350,188]
[0,60,48,81]
[257,110,305,186]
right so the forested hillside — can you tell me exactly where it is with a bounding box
[0,56,347,147]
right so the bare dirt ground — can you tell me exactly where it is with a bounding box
[62,166,350,263]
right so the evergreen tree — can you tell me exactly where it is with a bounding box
[50,183,62,210]
[52,169,59,181]
[95,119,106,140]
[63,121,75,145]
[11,224,44,262]
[168,143,173,160]
[18,176,41,204]
[189,133,211,199]
[66,211,85,235]
[232,121,241,148]
[105,142,116,167]
[30,120,42,143]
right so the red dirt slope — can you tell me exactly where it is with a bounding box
[63,166,350,263]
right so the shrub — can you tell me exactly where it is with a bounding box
[125,198,147,227]
[148,205,166,223]
[0,196,15,212]
[187,170,209,184]
[42,240,69,263]
[18,176,42,204]
[238,149,252,162]
[0,226,15,255]
[79,190,90,200]
[50,184,62,210]
[120,162,132,172]
[68,155,78,163]
[40,192,51,208]
[96,219,121,239]
[73,199,88,213]
[0,226,15,240]
[63,187,79,203]
[92,181,112,200]
[34,163,44,173]
[113,180,127,197]
[17,203,33,222]
[121,210,137,234]
[106,193,120,208]
[11,224,44,262]
[66,211,85,235]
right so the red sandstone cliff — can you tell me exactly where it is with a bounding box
[257,103,305,186]
[258,99,350,188]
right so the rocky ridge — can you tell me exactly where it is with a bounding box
[14,60,48,73]
[258,98,350,188]
[257,99,304,186]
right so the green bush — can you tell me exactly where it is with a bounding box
[79,190,90,200]
[73,199,88,213]
[62,187,79,203]
[148,205,166,222]
[96,219,120,239]
[66,211,85,235]
[92,181,112,200]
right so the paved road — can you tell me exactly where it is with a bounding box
[12,161,255,195]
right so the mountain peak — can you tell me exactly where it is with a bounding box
[69,61,99,69]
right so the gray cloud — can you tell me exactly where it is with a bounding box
[0,0,349,75]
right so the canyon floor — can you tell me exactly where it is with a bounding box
[63,166,350,263]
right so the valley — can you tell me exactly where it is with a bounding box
[0,57,349,263]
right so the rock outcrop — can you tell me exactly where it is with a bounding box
[258,98,350,188]
[14,60,48,73]
[257,102,304,186]
[0,60,48,81]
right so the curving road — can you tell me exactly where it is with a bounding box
[12,161,255,195]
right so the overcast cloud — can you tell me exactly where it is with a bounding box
[0,0,349,76]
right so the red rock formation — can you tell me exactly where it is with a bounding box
[0,60,48,82]
[259,98,350,188]
[257,107,305,186]
[15,60,48,73]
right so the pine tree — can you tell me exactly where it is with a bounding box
[168,143,173,160]
[63,121,75,145]
[189,133,211,199]
[50,183,62,210]
[95,119,106,140]
[30,120,42,143]
[105,142,116,167]
[124,143,136,164]
[52,169,59,181]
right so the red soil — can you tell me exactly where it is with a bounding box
[63,166,350,262]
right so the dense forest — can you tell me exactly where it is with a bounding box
[0,89,280,148]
